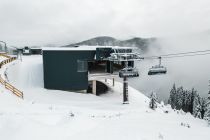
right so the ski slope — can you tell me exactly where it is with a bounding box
[0,55,209,140]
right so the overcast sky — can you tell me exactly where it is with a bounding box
[0,0,210,46]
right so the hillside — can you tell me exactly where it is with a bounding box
[0,55,209,140]
[64,36,156,52]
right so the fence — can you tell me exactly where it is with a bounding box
[0,55,24,99]
[0,57,16,68]
[0,53,12,59]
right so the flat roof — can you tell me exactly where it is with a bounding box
[42,46,136,51]
[31,48,42,50]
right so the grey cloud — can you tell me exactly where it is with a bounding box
[0,0,209,46]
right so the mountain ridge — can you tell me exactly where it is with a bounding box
[63,36,156,52]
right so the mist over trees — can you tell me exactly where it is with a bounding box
[168,84,208,119]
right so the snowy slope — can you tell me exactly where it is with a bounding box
[0,55,209,140]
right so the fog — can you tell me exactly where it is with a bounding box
[130,32,210,101]
[0,0,210,100]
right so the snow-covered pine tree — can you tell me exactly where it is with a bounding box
[193,94,202,118]
[184,90,192,113]
[149,92,158,110]
[181,90,188,112]
[204,93,210,124]
[190,88,197,113]
[204,109,210,125]
[200,98,207,119]
[168,84,176,109]
[176,86,184,110]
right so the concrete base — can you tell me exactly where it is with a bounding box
[70,90,87,94]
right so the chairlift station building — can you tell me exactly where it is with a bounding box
[42,46,134,92]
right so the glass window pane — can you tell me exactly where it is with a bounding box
[77,60,87,72]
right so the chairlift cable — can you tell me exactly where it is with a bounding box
[160,49,210,57]
[142,49,210,59]
[162,52,210,59]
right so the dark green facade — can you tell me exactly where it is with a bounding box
[43,50,95,90]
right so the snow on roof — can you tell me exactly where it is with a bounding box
[42,46,136,51]
[30,47,42,50]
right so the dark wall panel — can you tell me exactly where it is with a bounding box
[43,50,95,90]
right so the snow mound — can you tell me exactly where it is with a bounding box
[7,56,44,89]
[5,55,149,109]
[0,55,209,140]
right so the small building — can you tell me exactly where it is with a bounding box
[23,46,31,55]
[21,46,42,55]
[31,47,42,55]
[42,46,134,93]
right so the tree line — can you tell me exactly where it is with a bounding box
[168,84,210,124]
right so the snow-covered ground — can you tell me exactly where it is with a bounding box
[0,55,209,140]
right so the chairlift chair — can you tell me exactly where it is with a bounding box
[148,57,167,75]
[119,66,139,78]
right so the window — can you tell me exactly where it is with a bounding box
[77,60,88,72]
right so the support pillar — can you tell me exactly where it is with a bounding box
[123,61,129,104]
[123,76,129,104]
[106,61,113,74]
[112,78,115,86]
[92,80,97,95]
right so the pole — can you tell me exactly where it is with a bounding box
[123,61,129,104]
[123,76,129,104]
[0,41,7,53]
[18,50,22,61]
[158,57,161,66]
